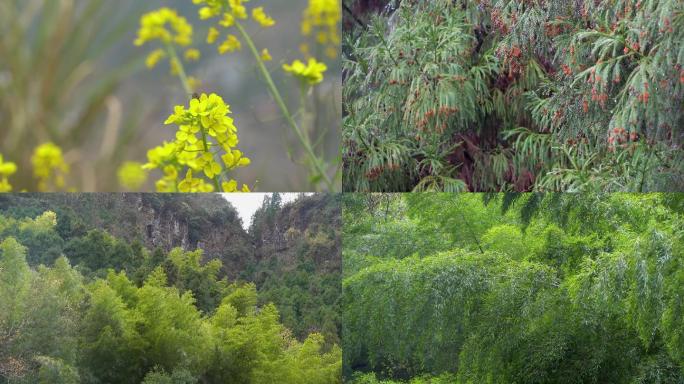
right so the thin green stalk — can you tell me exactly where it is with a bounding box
[234,21,333,190]
[299,81,308,139]
[200,129,221,191]
[165,42,192,95]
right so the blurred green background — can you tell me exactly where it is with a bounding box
[0,0,341,192]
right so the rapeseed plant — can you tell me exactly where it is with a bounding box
[0,145,71,192]
[190,0,337,190]
[136,8,251,192]
[135,8,199,93]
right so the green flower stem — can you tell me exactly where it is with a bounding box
[165,43,221,191]
[200,130,221,191]
[165,43,192,95]
[299,81,309,140]
[234,21,334,190]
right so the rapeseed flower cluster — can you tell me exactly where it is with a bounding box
[301,0,340,59]
[134,8,193,47]
[144,93,251,193]
[31,143,69,192]
[192,0,276,56]
[0,154,17,192]
[135,7,200,85]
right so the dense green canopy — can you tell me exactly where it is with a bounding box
[343,193,684,383]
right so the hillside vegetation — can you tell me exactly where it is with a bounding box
[0,194,341,383]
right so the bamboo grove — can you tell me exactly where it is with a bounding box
[342,0,684,192]
[343,193,684,383]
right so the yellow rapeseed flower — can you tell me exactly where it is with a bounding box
[283,58,328,85]
[146,94,250,193]
[222,179,251,192]
[144,143,180,192]
[195,0,222,20]
[218,35,242,54]
[117,162,148,190]
[0,154,17,193]
[144,142,176,170]
[221,149,251,170]
[261,48,272,61]
[207,27,220,44]
[227,0,248,19]
[252,7,276,28]
[135,7,201,78]
[193,0,248,21]
[184,48,201,61]
[178,170,215,192]
[194,0,276,56]
[146,49,167,69]
[31,143,69,192]
[134,8,193,47]
[170,57,181,76]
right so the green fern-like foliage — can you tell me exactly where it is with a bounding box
[343,0,684,192]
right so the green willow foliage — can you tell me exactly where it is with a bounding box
[343,0,684,192]
[343,193,684,383]
[0,212,341,384]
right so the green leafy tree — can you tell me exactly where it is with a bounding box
[80,280,143,383]
[63,229,136,273]
[164,248,228,313]
[35,356,80,384]
[0,238,83,384]
[0,211,65,266]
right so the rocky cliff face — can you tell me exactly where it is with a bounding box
[94,194,193,250]
[246,193,341,342]
[251,194,341,272]
[0,193,339,278]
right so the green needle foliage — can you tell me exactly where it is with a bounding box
[343,0,684,192]
[343,193,684,383]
